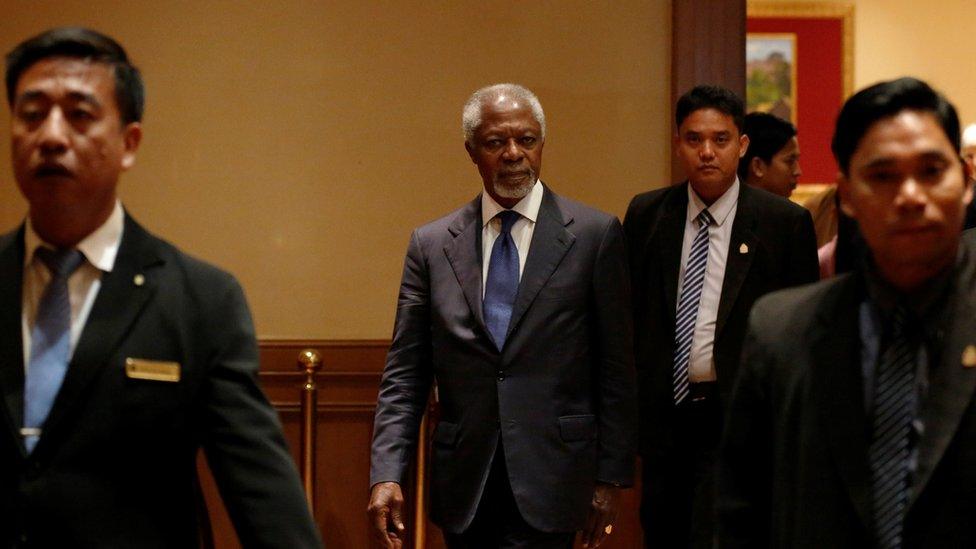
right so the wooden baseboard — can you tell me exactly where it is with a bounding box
[257,339,388,414]
[205,339,642,549]
[204,339,390,549]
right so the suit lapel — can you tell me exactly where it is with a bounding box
[909,245,976,509]
[811,274,873,531]
[505,187,575,342]
[34,215,162,454]
[715,183,758,337]
[645,184,688,323]
[443,197,489,338]
[0,227,26,452]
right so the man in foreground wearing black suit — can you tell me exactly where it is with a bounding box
[368,83,637,549]
[718,77,976,548]
[0,28,321,547]
[624,85,818,548]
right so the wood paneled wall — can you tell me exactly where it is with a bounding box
[200,340,386,549]
[198,340,644,548]
[670,0,747,182]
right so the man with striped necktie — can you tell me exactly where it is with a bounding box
[624,85,819,548]
[718,77,976,548]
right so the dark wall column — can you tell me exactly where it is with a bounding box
[670,0,746,181]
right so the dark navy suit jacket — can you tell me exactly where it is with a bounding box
[370,185,637,533]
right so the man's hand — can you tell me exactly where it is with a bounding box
[367,481,406,548]
[581,483,621,548]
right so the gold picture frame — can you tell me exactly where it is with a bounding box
[748,1,855,205]
[746,32,799,124]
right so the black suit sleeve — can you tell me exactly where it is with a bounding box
[370,230,434,486]
[717,305,774,548]
[201,275,322,548]
[592,217,638,485]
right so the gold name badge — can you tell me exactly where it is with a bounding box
[125,358,181,382]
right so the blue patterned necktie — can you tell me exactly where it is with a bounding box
[23,247,85,453]
[484,210,520,350]
[870,305,917,549]
[673,209,714,404]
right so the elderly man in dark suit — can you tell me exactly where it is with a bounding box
[368,83,637,549]
[0,28,321,547]
[718,77,976,548]
[624,85,819,548]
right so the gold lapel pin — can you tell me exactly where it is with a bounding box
[739,243,749,254]
[133,274,146,287]
[962,345,976,368]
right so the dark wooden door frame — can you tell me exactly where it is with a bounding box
[670,0,746,181]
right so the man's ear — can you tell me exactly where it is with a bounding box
[750,156,765,179]
[464,140,476,164]
[837,172,856,218]
[120,122,142,171]
[738,134,750,159]
[962,162,974,208]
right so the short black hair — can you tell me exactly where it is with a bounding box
[675,85,745,133]
[6,27,144,124]
[831,77,959,175]
[738,112,797,180]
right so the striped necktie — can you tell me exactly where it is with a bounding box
[23,247,85,453]
[484,210,520,350]
[870,305,917,549]
[673,209,714,404]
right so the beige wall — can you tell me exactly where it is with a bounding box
[854,0,976,124]
[0,1,672,338]
[755,0,976,124]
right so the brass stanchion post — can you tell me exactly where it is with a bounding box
[414,409,429,549]
[413,389,438,549]
[298,349,322,511]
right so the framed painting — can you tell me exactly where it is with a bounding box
[747,33,797,123]
[747,1,854,204]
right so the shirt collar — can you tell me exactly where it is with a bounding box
[687,178,739,227]
[862,244,961,325]
[481,179,543,227]
[24,200,125,273]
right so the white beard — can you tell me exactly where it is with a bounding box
[491,169,536,201]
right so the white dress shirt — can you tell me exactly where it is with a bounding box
[677,179,739,382]
[22,201,125,371]
[481,180,543,297]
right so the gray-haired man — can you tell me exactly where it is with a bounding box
[367,83,637,548]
